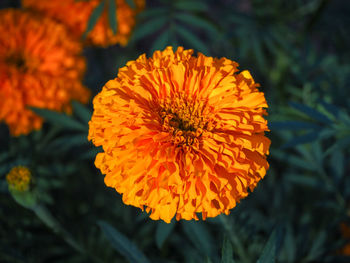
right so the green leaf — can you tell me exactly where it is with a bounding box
[282,131,321,149]
[125,0,135,9]
[182,221,213,257]
[175,25,209,55]
[137,7,168,20]
[72,101,92,124]
[108,0,117,34]
[256,229,277,263]
[31,108,86,132]
[156,220,175,249]
[289,102,331,124]
[131,17,167,42]
[83,1,105,38]
[221,236,235,263]
[174,13,218,34]
[269,121,321,131]
[98,221,150,263]
[174,1,208,12]
[150,30,170,52]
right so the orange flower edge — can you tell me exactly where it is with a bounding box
[0,9,90,136]
[23,0,145,47]
[88,46,270,223]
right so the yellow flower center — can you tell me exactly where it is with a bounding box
[6,166,31,192]
[159,95,214,149]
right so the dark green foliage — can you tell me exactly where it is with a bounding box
[1,0,350,262]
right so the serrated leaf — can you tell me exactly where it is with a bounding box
[131,17,167,42]
[83,1,105,38]
[257,229,277,263]
[31,108,86,132]
[175,25,209,54]
[98,221,150,263]
[182,221,213,257]
[72,101,92,124]
[269,121,321,131]
[174,13,218,34]
[150,30,170,52]
[108,0,117,34]
[221,236,235,263]
[137,7,168,20]
[282,131,320,149]
[155,220,175,249]
[125,0,135,9]
[289,102,331,124]
[174,1,208,12]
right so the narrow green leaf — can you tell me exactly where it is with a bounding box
[72,101,92,124]
[174,13,218,34]
[98,221,150,263]
[174,1,208,12]
[256,229,277,263]
[156,220,175,249]
[269,121,321,131]
[182,221,213,257]
[131,17,167,42]
[108,0,117,34]
[137,7,168,20]
[125,0,135,9]
[83,1,105,38]
[282,131,321,149]
[289,102,332,124]
[175,24,209,54]
[150,30,170,52]
[31,108,86,132]
[221,236,235,263]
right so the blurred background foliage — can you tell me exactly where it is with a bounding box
[1,0,350,262]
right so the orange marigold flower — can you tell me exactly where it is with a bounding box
[23,0,145,47]
[0,9,90,136]
[88,47,270,223]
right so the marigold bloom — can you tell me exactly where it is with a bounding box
[23,0,145,47]
[88,47,270,223]
[6,166,32,192]
[0,9,90,136]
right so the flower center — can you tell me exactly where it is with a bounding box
[159,96,213,148]
[5,53,28,72]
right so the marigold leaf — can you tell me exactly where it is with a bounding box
[72,101,92,125]
[137,7,168,20]
[269,121,321,131]
[221,236,235,263]
[150,30,170,52]
[282,131,321,149]
[174,1,208,12]
[174,13,218,35]
[131,17,167,42]
[256,229,277,263]
[83,1,105,39]
[182,221,213,257]
[175,25,209,55]
[289,102,332,124]
[31,108,86,132]
[155,220,175,249]
[98,220,150,263]
[108,0,117,34]
[125,0,135,9]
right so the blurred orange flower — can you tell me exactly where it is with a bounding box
[0,9,90,136]
[23,0,145,47]
[88,47,270,223]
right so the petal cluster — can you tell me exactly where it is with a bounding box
[88,47,270,223]
[23,0,145,47]
[0,9,90,136]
